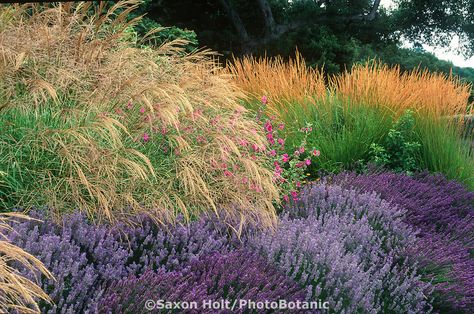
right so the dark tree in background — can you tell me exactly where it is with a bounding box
[136,0,474,78]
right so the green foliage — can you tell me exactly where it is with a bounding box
[369,110,421,174]
[415,117,474,190]
[133,17,198,52]
[264,96,394,177]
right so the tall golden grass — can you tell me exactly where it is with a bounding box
[0,213,53,314]
[0,1,279,228]
[227,54,472,119]
[226,51,326,111]
[332,61,473,118]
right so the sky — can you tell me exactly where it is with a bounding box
[380,0,474,68]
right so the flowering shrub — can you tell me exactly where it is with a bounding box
[331,171,474,245]
[250,183,432,313]
[7,210,241,313]
[331,171,474,312]
[99,250,305,313]
[0,213,53,313]
[255,96,320,202]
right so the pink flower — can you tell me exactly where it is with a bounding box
[224,170,233,177]
[294,150,300,156]
[264,120,273,133]
[305,159,311,166]
[282,154,290,162]
[142,133,150,142]
[277,138,285,146]
[299,147,305,153]
[269,149,277,157]
[115,108,123,115]
[242,177,248,184]
[283,195,290,202]
[291,191,299,201]
[261,95,268,104]
[278,123,285,130]
[127,101,133,109]
[295,162,303,168]
[296,181,301,188]
[140,107,146,114]
[312,149,321,157]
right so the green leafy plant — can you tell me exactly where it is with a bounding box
[369,110,421,174]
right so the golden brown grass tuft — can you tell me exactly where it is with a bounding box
[0,213,53,314]
[332,61,473,118]
[0,1,279,228]
[226,51,326,111]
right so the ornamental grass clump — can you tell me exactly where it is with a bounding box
[0,1,279,227]
[226,52,326,110]
[99,250,305,313]
[0,213,53,314]
[331,171,474,312]
[250,183,432,313]
[332,61,472,118]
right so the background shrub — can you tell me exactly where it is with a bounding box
[249,183,431,313]
[99,250,305,313]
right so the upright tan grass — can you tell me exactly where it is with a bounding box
[226,52,326,111]
[332,61,473,118]
[0,213,53,314]
[0,1,279,228]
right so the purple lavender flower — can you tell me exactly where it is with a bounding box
[250,183,432,313]
[7,211,240,313]
[331,171,474,312]
[99,250,306,313]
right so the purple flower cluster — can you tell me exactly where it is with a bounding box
[250,183,432,313]
[99,250,305,313]
[331,171,474,312]
[7,211,240,313]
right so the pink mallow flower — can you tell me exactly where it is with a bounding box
[277,138,285,146]
[140,107,146,114]
[299,147,305,153]
[269,149,277,157]
[305,159,311,166]
[264,120,273,133]
[142,133,150,142]
[282,154,290,162]
[283,195,290,202]
[278,123,285,130]
[262,95,268,104]
[312,149,321,157]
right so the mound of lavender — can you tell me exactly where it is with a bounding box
[250,183,432,313]
[331,171,474,312]
[7,211,240,314]
[99,250,305,313]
